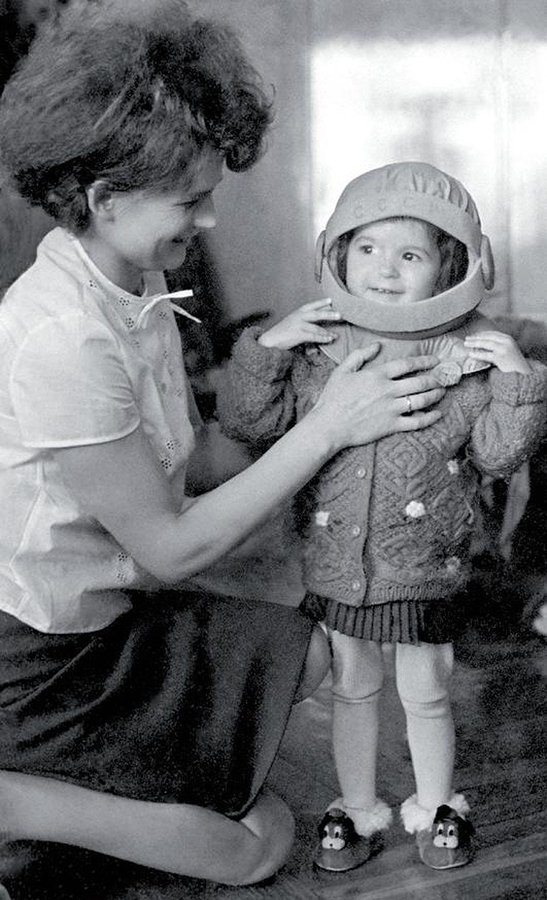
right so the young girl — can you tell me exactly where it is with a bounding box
[218,161,547,873]
[0,5,448,888]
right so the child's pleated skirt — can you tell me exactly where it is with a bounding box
[0,589,313,819]
[302,592,465,644]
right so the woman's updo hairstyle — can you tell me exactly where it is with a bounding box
[0,0,273,231]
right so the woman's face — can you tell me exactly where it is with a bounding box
[85,149,224,293]
[344,218,441,304]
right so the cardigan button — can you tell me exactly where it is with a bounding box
[351,579,361,591]
[351,525,362,537]
[355,467,367,478]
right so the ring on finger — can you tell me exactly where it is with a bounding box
[405,395,413,414]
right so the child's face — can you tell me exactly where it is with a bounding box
[345,218,441,304]
[89,149,224,292]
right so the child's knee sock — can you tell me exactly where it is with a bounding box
[328,634,392,836]
[402,695,455,811]
[331,690,392,836]
[332,690,380,813]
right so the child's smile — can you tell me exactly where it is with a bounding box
[345,218,441,305]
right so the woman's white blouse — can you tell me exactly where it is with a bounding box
[0,227,198,633]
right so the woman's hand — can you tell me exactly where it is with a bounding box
[258,299,341,350]
[464,331,532,374]
[310,343,446,451]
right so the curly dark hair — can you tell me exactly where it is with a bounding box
[0,0,273,231]
[336,216,469,296]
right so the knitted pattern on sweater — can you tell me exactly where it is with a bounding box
[217,324,547,608]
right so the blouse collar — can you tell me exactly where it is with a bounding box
[71,235,200,331]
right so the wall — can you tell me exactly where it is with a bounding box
[194,0,547,326]
[193,0,316,322]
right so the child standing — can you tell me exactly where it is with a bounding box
[218,161,547,873]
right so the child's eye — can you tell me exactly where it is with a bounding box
[402,251,420,262]
[358,244,373,254]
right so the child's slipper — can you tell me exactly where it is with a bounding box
[415,803,474,870]
[313,808,383,873]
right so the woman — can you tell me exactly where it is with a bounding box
[0,0,446,885]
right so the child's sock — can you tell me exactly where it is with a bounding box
[403,695,455,810]
[332,690,380,813]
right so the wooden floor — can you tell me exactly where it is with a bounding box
[1,584,545,900]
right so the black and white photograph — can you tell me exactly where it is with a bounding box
[0,1,545,897]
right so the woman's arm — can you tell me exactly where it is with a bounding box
[54,347,445,583]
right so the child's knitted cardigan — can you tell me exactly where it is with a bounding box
[217,320,547,609]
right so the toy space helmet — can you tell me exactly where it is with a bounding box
[314,161,495,336]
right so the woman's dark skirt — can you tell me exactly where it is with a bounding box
[0,590,313,819]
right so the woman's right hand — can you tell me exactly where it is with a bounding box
[310,342,445,451]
